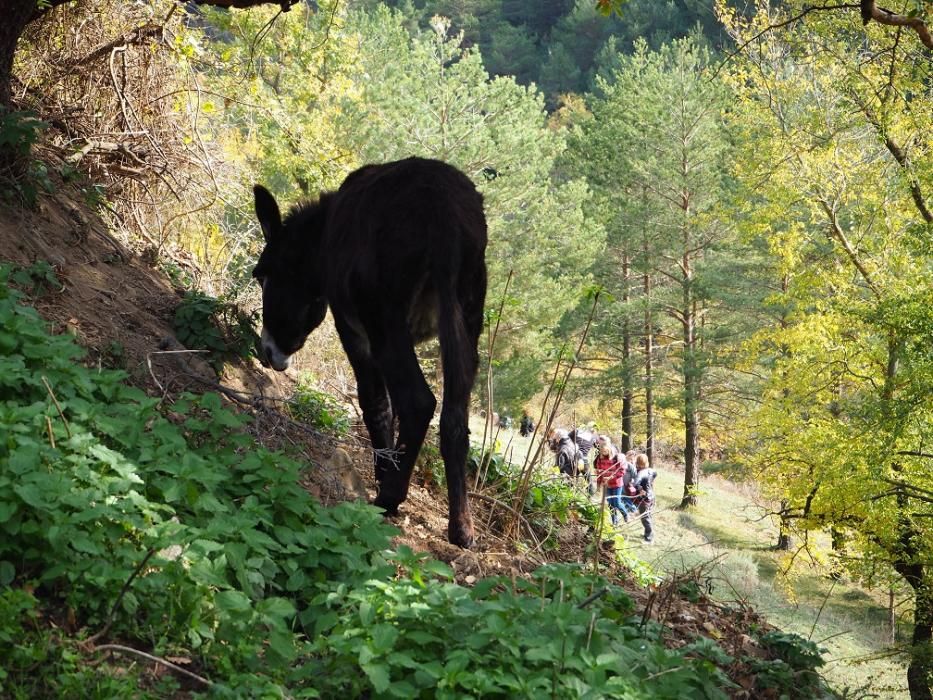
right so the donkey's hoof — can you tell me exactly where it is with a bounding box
[448,522,475,549]
[372,497,400,517]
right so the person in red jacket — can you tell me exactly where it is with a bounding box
[593,436,628,526]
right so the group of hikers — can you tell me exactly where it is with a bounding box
[546,425,657,543]
[494,411,659,542]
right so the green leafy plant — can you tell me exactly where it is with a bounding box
[9,260,61,298]
[0,267,746,697]
[288,374,351,435]
[743,631,830,697]
[304,561,733,699]
[172,290,258,370]
[0,110,52,205]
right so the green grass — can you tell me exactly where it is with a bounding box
[625,471,908,698]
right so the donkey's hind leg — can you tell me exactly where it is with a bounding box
[437,282,484,548]
[372,327,436,515]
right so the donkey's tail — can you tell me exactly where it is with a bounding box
[436,290,473,404]
[434,258,485,405]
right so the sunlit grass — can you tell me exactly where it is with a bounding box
[628,469,908,698]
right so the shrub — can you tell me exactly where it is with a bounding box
[288,373,351,435]
[172,290,258,370]
[0,110,52,206]
[744,630,831,697]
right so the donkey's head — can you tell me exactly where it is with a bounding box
[252,185,328,371]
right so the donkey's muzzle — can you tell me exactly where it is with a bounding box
[260,328,292,371]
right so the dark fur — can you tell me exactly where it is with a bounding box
[252,157,488,548]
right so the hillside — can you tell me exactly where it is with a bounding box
[0,178,843,698]
[489,426,909,697]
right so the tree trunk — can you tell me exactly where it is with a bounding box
[681,275,699,508]
[906,585,932,700]
[829,527,846,580]
[620,252,633,453]
[0,3,43,175]
[776,500,792,550]
[888,586,897,646]
[892,461,932,700]
[895,555,932,700]
[643,237,654,466]
[0,2,36,111]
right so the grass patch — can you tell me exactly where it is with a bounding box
[625,469,908,698]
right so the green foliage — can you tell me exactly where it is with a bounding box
[0,110,53,206]
[288,373,351,436]
[172,290,258,370]
[304,560,733,699]
[721,12,933,694]
[8,260,62,298]
[761,630,827,673]
[0,587,164,699]
[0,266,396,692]
[0,267,738,696]
[743,631,830,697]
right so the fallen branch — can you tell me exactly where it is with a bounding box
[93,644,212,688]
[467,490,543,554]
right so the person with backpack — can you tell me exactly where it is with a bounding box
[549,429,580,479]
[519,411,535,437]
[569,425,597,496]
[593,436,628,526]
[633,453,658,542]
[619,450,639,521]
[569,426,595,466]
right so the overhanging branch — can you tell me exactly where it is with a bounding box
[714,2,932,77]
[187,0,300,8]
[862,1,933,49]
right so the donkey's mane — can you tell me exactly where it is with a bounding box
[283,191,333,235]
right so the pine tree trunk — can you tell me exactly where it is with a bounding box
[643,237,654,466]
[620,252,633,453]
[680,248,699,508]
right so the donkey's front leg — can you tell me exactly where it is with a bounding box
[373,332,436,514]
[336,323,395,503]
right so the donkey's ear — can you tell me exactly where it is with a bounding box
[253,184,281,242]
